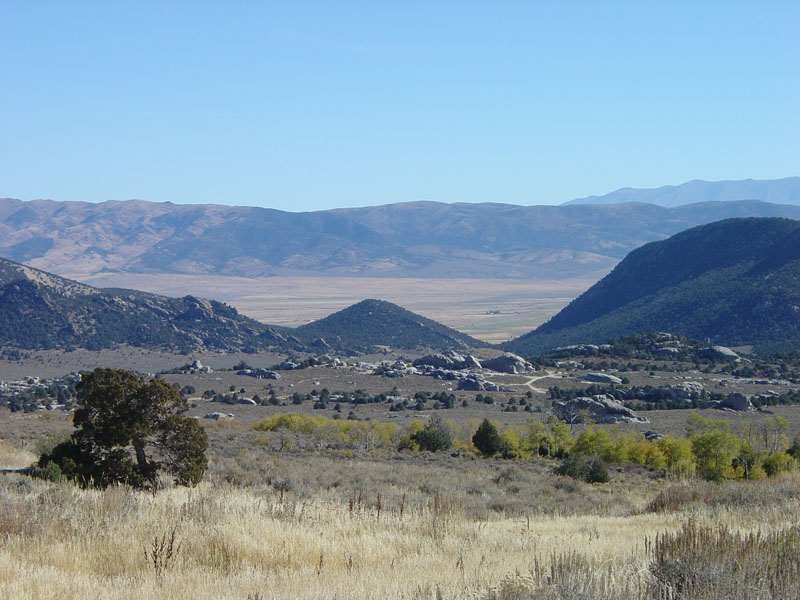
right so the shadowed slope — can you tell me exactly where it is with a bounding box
[504,218,800,355]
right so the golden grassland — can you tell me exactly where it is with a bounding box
[0,476,667,600]
[3,421,800,599]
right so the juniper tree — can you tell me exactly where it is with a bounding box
[472,418,501,457]
[411,414,453,452]
[39,368,207,489]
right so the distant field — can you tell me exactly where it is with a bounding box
[75,274,605,343]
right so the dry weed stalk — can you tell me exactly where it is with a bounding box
[348,488,363,516]
[144,525,181,579]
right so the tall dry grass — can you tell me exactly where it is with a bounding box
[2,465,800,599]
[4,420,800,600]
[0,439,36,469]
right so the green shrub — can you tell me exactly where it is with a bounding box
[586,456,610,483]
[473,419,501,457]
[411,415,453,452]
[31,461,63,483]
[555,454,609,484]
[762,452,796,477]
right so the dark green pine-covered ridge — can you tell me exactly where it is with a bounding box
[504,217,800,356]
[0,258,480,352]
[293,298,482,352]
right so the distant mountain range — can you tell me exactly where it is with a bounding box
[564,177,800,208]
[504,217,800,355]
[0,257,477,353]
[2,190,800,280]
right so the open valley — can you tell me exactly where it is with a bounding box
[73,274,602,344]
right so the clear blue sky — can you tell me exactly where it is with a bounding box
[2,1,798,211]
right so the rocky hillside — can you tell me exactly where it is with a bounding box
[293,299,483,352]
[3,195,800,280]
[0,257,293,352]
[0,258,480,353]
[504,217,800,355]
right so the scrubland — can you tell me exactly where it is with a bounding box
[3,426,800,599]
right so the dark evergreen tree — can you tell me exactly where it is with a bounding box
[39,368,207,489]
[411,414,453,452]
[472,418,501,457]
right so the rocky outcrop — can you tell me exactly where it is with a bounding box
[414,351,466,370]
[481,352,534,374]
[414,351,532,374]
[666,382,704,400]
[554,394,648,424]
[654,347,681,356]
[377,360,419,378]
[700,345,740,361]
[554,344,601,355]
[204,412,234,420]
[579,372,623,385]
[171,359,213,374]
[237,368,280,379]
[463,354,482,369]
[456,373,501,392]
[716,392,755,412]
[555,360,584,370]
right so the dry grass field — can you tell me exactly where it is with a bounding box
[4,346,800,598]
[3,402,800,599]
[2,430,800,600]
[74,274,602,343]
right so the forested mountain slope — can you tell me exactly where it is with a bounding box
[504,218,800,355]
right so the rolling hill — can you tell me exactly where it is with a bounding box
[3,192,800,281]
[0,258,479,353]
[504,218,800,356]
[294,299,483,352]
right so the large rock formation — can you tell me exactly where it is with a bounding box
[414,351,528,374]
[481,353,535,374]
[700,346,740,361]
[716,392,755,412]
[414,351,466,370]
[456,373,501,392]
[579,373,623,385]
[666,382,705,401]
[554,394,649,424]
